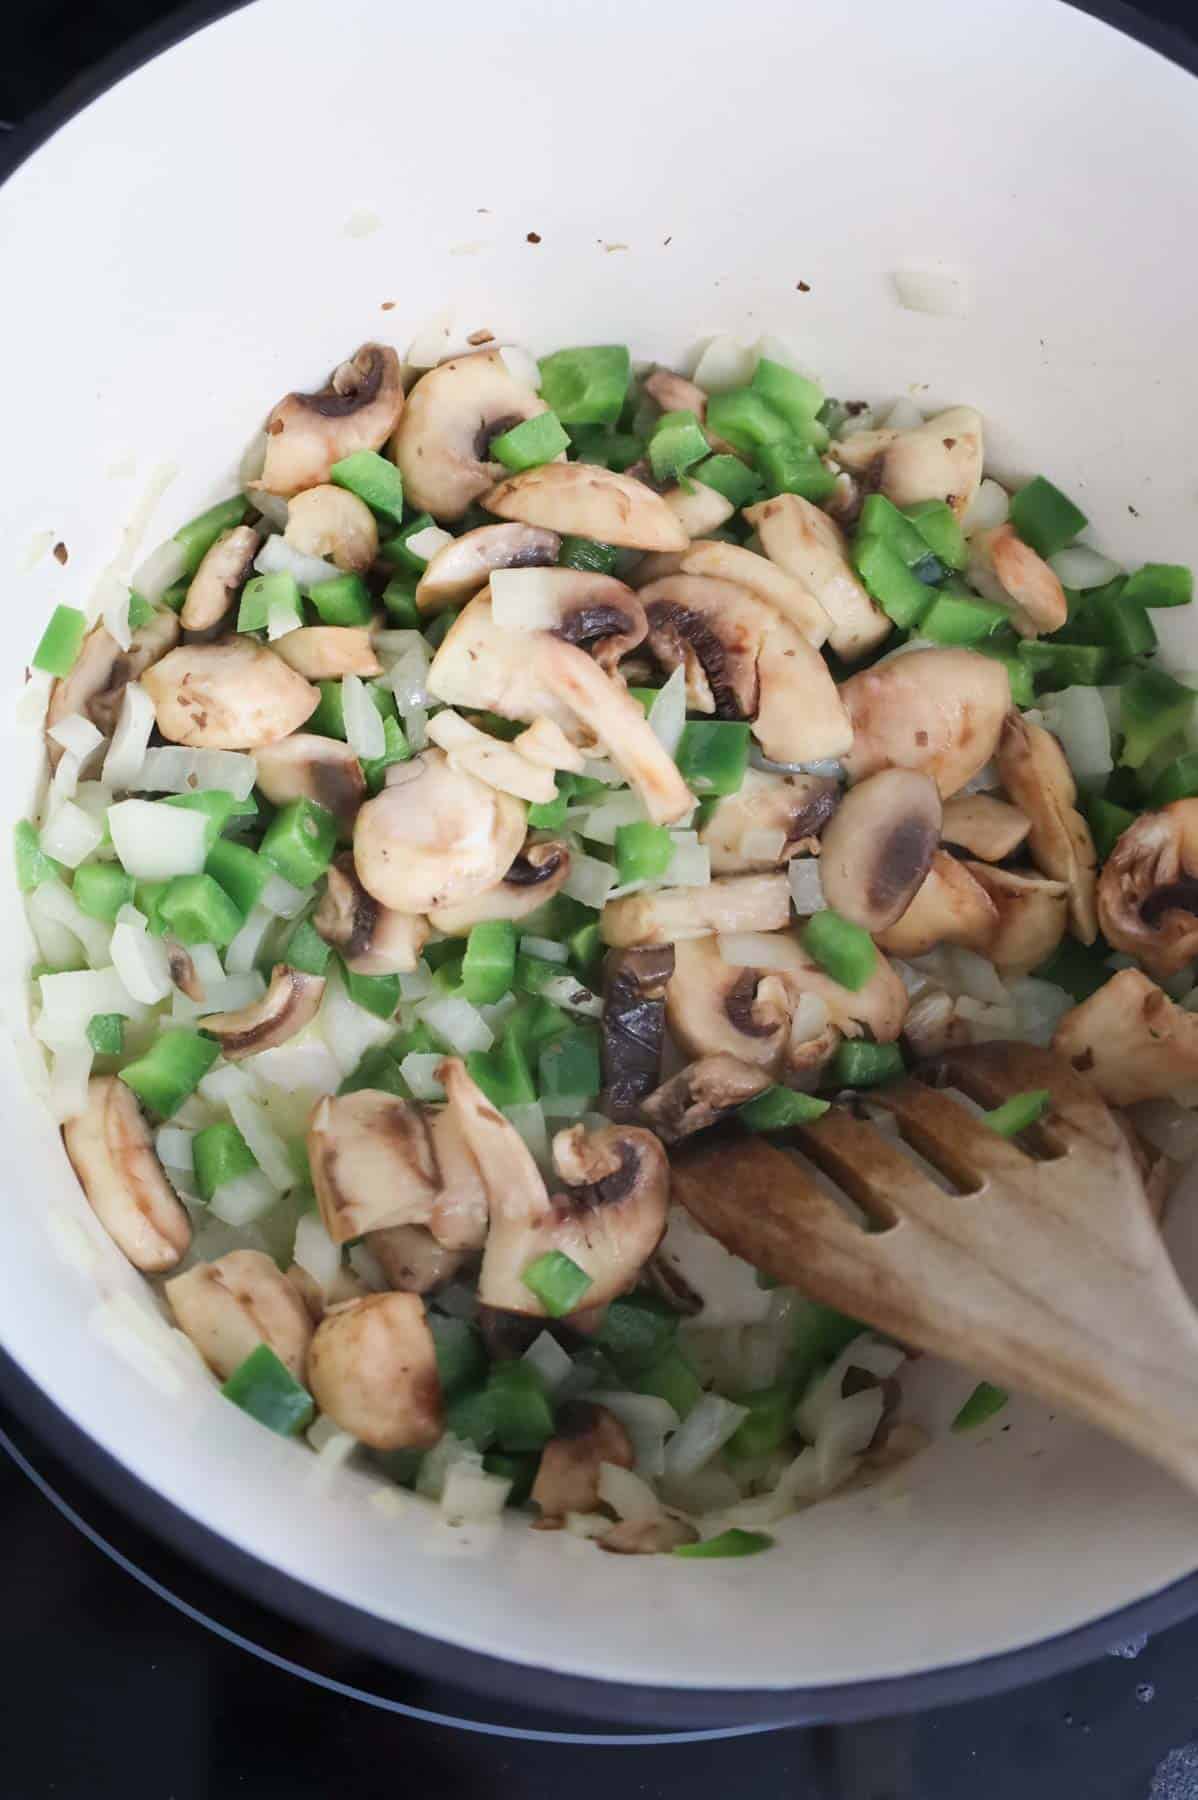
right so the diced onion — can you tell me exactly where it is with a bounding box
[689,335,756,396]
[796,1337,903,1443]
[254,534,340,594]
[102,682,156,789]
[294,1211,341,1292]
[131,538,188,604]
[1049,545,1122,590]
[497,345,541,392]
[48,714,104,763]
[647,666,687,759]
[178,971,265,1023]
[49,749,81,807]
[398,961,434,1002]
[962,478,1010,534]
[102,581,134,653]
[597,1461,662,1522]
[266,595,303,640]
[812,1387,886,1488]
[348,1242,389,1291]
[519,935,569,964]
[658,1207,772,1326]
[405,526,454,564]
[26,892,82,971]
[522,1331,574,1395]
[17,668,55,731]
[49,1044,94,1122]
[790,990,830,1047]
[589,1391,680,1478]
[252,490,289,533]
[504,1101,550,1168]
[415,1433,483,1501]
[29,878,113,967]
[155,1124,195,1170]
[565,1511,611,1539]
[342,674,386,760]
[892,266,971,317]
[880,396,925,430]
[377,632,431,711]
[107,798,207,880]
[198,1062,253,1107]
[718,930,798,971]
[490,567,565,632]
[659,1466,744,1517]
[228,1092,294,1190]
[209,1169,280,1226]
[307,1415,358,1469]
[415,992,493,1055]
[405,310,454,370]
[562,852,616,910]
[1008,975,1074,1047]
[539,975,603,1019]
[39,802,104,870]
[581,757,623,788]
[319,966,395,1073]
[1040,685,1112,786]
[788,858,825,915]
[399,1053,446,1100]
[110,918,174,1003]
[663,1393,749,1479]
[225,903,276,975]
[37,967,144,1042]
[572,791,648,845]
[262,873,310,919]
[440,1464,511,1525]
[836,407,876,441]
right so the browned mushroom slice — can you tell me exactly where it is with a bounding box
[308,1292,443,1450]
[166,939,202,1001]
[308,1090,442,1244]
[490,566,648,674]
[393,350,551,522]
[965,862,1068,974]
[996,712,1098,943]
[200,965,326,1058]
[164,1249,313,1380]
[353,748,527,914]
[63,1077,191,1273]
[874,851,998,958]
[253,343,404,500]
[698,769,840,874]
[840,648,1009,797]
[818,769,941,932]
[180,525,261,632]
[744,493,889,659]
[599,1513,700,1554]
[415,523,561,615]
[1096,799,1198,979]
[969,524,1067,637]
[364,1224,467,1295]
[46,608,180,763]
[253,733,365,839]
[601,946,675,1120]
[640,1055,770,1143]
[940,793,1030,862]
[315,854,428,973]
[830,406,983,519]
[272,625,381,679]
[428,840,572,935]
[530,1402,635,1522]
[141,638,318,749]
[677,540,832,647]
[484,463,689,553]
[601,874,792,949]
[1052,968,1198,1105]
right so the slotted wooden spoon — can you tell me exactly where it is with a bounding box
[670,1041,1198,1495]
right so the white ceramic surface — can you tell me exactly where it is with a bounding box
[1,0,1197,1705]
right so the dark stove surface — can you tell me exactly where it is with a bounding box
[4,4,1198,1794]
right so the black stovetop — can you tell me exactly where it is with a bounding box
[4,4,1198,1793]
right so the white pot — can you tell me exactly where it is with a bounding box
[1,0,1196,1725]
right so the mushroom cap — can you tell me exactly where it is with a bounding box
[965,861,1068,974]
[392,349,550,522]
[308,1292,443,1451]
[840,648,1010,797]
[434,1058,536,1252]
[489,566,648,673]
[1052,967,1198,1106]
[940,792,1030,862]
[744,493,890,659]
[428,838,572,934]
[364,1224,466,1296]
[141,638,319,749]
[678,539,831,648]
[164,1248,313,1381]
[253,732,365,839]
[970,524,1067,637]
[47,608,180,757]
[818,768,941,932]
[254,343,404,500]
[530,1402,635,1521]
[284,484,378,573]
[415,522,561,615]
[180,524,261,632]
[600,945,675,1121]
[200,964,326,1058]
[426,709,558,803]
[996,711,1098,943]
[661,479,735,538]
[698,768,840,874]
[315,854,429,973]
[874,850,999,958]
[599,1512,700,1555]
[833,406,984,520]
[62,1076,191,1273]
[601,873,793,949]
[640,1054,770,1143]
[353,747,527,914]
[308,1089,442,1245]
[1096,799,1198,978]
[271,625,381,679]
[484,462,689,552]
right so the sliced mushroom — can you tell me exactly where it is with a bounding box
[640,1055,770,1143]
[599,1513,701,1555]
[253,343,404,500]
[840,648,1009,798]
[308,1292,443,1451]
[309,1090,443,1244]
[831,406,984,519]
[364,1224,467,1295]
[434,1057,535,1252]
[392,349,551,522]
[698,769,840,874]
[200,964,327,1057]
[62,1076,191,1273]
[492,566,648,674]
[513,716,586,774]
[164,1248,313,1381]
[180,525,261,632]
[141,638,318,749]
[678,539,831,647]
[941,793,1030,862]
[478,1119,670,1315]
[428,839,572,934]
[427,593,693,825]
[484,463,689,553]
[601,873,792,948]
[1052,968,1198,1105]
[415,523,561,615]
[744,493,890,659]
[253,733,365,839]
[1095,800,1198,979]
[901,988,972,1059]
[643,368,713,423]
[283,485,378,573]
[819,769,941,932]
[315,854,428,973]
[427,709,557,803]
[874,851,998,958]
[166,940,202,1001]
[46,609,180,760]
[353,747,527,914]
[968,524,1067,637]
[965,862,1068,974]
[995,712,1098,943]
[272,626,381,680]
[640,574,853,765]
[661,480,735,538]
[601,946,675,1120]
[530,1402,635,1522]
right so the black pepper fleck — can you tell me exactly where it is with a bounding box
[526,231,541,244]
[796,280,811,293]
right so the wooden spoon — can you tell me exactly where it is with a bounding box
[670,1041,1198,1494]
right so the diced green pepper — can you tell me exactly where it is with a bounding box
[538,1022,601,1099]
[568,426,644,470]
[205,838,271,916]
[691,453,763,508]
[221,1343,314,1437]
[429,1316,487,1400]
[1122,562,1193,609]
[193,1119,258,1202]
[675,721,750,796]
[859,495,942,574]
[162,789,245,848]
[951,1380,1009,1432]
[1088,797,1136,860]
[465,1032,536,1109]
[486,1361,556,1451]
[790,1302,866,1388]
[175,497,250,577]
[490,412,571,473]
[648,409,710,483]
[750,357,824,435]
[14,820,63,893]
[983,1089,1050,1138]
[704,388,789,457]
[558,536,619,575]
[595,1293,678,1375]
[507,995,571,1057]
[337,1044,409,1098]
[1017,640,1111,691]
[1031,937,1112,1003]
[830,1040,905,1088]
[632,1346,702,1419]
[1082,579,1157,658]
[330,450,404,524]
[1120,668,1197,769]
[72,862,135,922]
[739,1086,831,1130]
[852,537,933,630]
[237,571,301,634]
[919,593,1010,646]
[446,1386,499,1453]
[308,572,374,626]
[725,1384,797,1460]
[159,577,191,614]
[372,1447,425,1488]
[379,513,437,574]
[568,919,603,981]
[281,915,332,977]
[800,910,876,991]
[673,1528,774,1559]
[522,1249,593,1318]
[902,498,967,571]
[32,605,87,677]
[614,821,674,885]
[158,873,244,947]
[755,439,836,502]
[1009,476,1087,559]
[119,1029,220,1116]
[260,798,337,887]
[514,952,566,998]
[134,880,170,936]
[343,966,400,1019]
[86,1013,126,1057]
[459,918,517,1005]
[526,773,574,830]
[1147,752,1198,807]
[381,576,421,628]
[538,346,631,426]
[975,644,1035,709]
[482,1450,538,1508]
[126,593,157,631]
[362,716,411,793]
